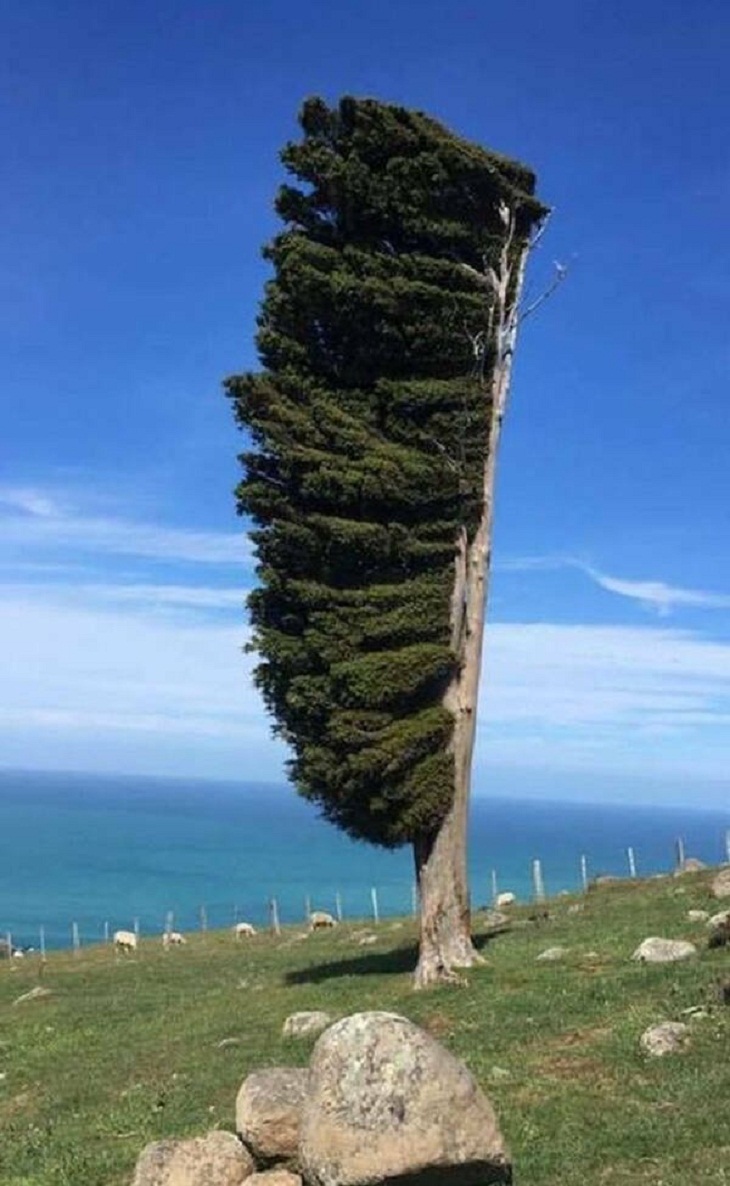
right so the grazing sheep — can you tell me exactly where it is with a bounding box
[309,910,337,931]
[496,892,517,908]
[113,929,138,954]
[162,930,187,949]
[234,922,257,939]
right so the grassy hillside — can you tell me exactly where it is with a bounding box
[1,871,729,1186]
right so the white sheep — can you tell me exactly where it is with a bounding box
[113,929,138,953]
[162,930,187,949]
[496,892,517,908]
[233,921,257,939]
[309,910,337,931]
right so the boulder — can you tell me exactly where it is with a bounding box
[639,1022,690,1057]
[282,1012,332,1040]
[631,937,697,964]
[236,1068,308,1165]
[299,1011,511,1186]
[711,869,730,899]
[687,910,710,922]
[536,946,568,962]
[132,1131,254,1185]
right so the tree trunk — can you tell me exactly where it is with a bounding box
[413,227,531,989]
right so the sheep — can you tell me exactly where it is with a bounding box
[309,910,337,931]
[162,930,187,949]
[496,892,517,908]
[113,929,138,954]
[233,922,257,939]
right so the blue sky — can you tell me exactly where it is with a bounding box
[1,1,729,807]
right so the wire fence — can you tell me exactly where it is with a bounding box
[3,829,728,961]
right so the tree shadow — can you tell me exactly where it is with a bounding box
[284,927,506,985]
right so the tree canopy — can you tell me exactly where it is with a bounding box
[226,96,545,849]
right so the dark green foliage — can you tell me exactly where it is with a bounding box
[227,97,544,846]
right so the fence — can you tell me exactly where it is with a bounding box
[3,829,728,959]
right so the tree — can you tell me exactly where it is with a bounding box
[226,97,547,986]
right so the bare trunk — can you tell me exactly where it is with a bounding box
[413,225,531,988]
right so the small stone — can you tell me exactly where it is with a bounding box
[218,1038,243,1049]
[640,1022,690,1057]
[282,1012,332,1039]
[247,1173,302,1186]
[687,910,710,922]
[583,950,601,960]
[711,869,730,899]
[680,1005,709,1019]
[567,903,584,915]
[482,910,510,932]
[236,1068,308,1164]
[536,946,568,962]
[488,1065,511,1082]
[631,937,697,964]
[13,986,53,1006]
[674,858,707,876]
[357,935,377,946]
[132,1130,254,1185]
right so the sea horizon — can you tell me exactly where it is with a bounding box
[1,766,727,951]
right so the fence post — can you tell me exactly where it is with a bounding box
[133,918,140,950]
[304,895,311,922]
[6,931,12,962]
[491,868,498,906]
[199,905,207,936]
[335,891,343,922]
[40,925,46,962]
[532,859,545,903]
[165,911,174,937]
[103,920,110,944]
[72,921,80,956]
[675,837,686,870]
[580,854,588,892]
[270,897,281,936]
[627,846,637,879]
[370,886,380,923]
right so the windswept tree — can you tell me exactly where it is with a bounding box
[226,97,547,986]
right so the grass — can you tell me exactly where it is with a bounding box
[0,872,728,1185]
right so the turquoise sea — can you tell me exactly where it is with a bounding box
[0,768,727,949]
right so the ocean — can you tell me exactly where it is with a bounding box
[0,768,727,950]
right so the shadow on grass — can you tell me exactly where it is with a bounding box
[284,928,503,984]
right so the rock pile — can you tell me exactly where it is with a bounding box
[132,1012,511,1186]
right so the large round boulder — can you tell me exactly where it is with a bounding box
[132,1130,254,1185]
[236,1068,308,1165]
[299,1011,511,1186]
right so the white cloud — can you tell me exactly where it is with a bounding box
[499,554,730,615]
[0,485,247,566]
[582,567,730,614]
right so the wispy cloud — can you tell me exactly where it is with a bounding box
[0,485,247,566]
[581,566,730,614]
[500,554,730,615]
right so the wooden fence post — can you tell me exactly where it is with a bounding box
[627,846,637,879]
[580,854,588,892]
[370,887,380,923]
[270,898,281,936]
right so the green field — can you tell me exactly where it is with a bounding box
[1,872,729,1186]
